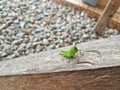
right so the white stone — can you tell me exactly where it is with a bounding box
[42,39,49,45]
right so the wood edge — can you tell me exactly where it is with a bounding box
[0,65,120,77]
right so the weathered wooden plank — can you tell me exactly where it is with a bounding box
[117,7,120,13]
[0,35,120,76]
[100,0,108,6]
[0,66,120,90]
[94,0,120,35]
[0,35,120,90]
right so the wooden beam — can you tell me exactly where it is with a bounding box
[0,35,120,89]
[0,66,120,90]
[94,0,120,35]
[0,35,120,76]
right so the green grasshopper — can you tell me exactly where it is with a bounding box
[60,45,83,63]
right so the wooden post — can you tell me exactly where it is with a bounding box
[94,0,120,35]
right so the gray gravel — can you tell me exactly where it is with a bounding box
[0,0,119,60]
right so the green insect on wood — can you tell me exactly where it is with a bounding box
[60,45,83,63]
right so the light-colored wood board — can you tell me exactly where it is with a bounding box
[0,36,120,90]
[0,35,120,76]
[117,7,120,13]
[112,13,120,24]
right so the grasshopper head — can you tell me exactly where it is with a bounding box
[74,45,78,52]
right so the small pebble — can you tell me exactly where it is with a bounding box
[23,38,29,43]
[81,12,85,17]
[42,39,49,45]
[32,42,42,47]
[16,33,24,38]
[1,52,7,57]
[14,51,20,57]
[25,50,31,55]
[35,45,41,52]
[82,34,90,40]
[12,39,23,45]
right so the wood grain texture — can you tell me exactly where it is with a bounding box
[99,0,108,6]
[0,35,120,76]
[0,66,120,90]
[0,35,120,90]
